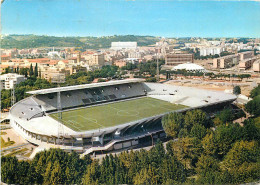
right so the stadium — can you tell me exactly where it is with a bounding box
[9,79,236,155]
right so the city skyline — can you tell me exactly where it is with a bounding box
[1,0,260,38]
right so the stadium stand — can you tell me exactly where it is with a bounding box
[33,82,146,112]
[11,97,44,121]
[9,79,237,154]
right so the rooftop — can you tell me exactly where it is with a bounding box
[172,62,205,71]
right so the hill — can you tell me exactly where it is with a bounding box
[1,35,160,49]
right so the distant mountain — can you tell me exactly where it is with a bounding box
[1,35,160,49]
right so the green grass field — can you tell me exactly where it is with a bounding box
[50,97,187,132]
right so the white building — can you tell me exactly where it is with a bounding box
[172,63,206,73]
[111,42,137,50]
[200,47,224,56]
[0,73,26,90]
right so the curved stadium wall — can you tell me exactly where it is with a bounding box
[9,80,236,154]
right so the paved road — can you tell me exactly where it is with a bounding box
[93,138,178,160]
[0,143,30,152]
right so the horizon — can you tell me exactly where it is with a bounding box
[2,34,259,39]
[1,0,260,38]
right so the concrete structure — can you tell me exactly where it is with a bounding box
[91,53,105,67]
[0,73,26,89]
[213,51,255,69]
[172,62,206,73]
[40,67,67,82]
[1,55,11,62]
[213,54,240,69]
[253,60,260,72]
[111,42,137,50]
[239,58,257,70]
[9,79,236,154]
[114,60,127,68]
[165,53,194,66]
[239,51,254,60]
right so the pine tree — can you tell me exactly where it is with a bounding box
[34,63,38,77]
[29,64,34,76]
[50,161,63,185]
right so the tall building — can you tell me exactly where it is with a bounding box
[253,60,260,72]
[213,55,240,69]
[88,53,105,67]
[239,51,254,60]
[111,42,137,50]
[200,47,224,56]
[0,73,26,90]
[213,51,255,69]
[165,53,194,66]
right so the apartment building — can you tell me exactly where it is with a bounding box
[239,51,254,60]
[40,67,67,82]
[111,42,137,50]
[253,60,260,72]
[200,47,224,56]
[0,73,26,89]
[1,55,11,62]
[213,51,254,69]
[165,53,194,66]
[87,53,105,67]
[213,55,240,69]
[239,58,257,70]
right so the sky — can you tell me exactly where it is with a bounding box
[1,0,260,38]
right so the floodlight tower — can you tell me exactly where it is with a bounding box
[11,83,15,107]
[156,47,160,82]
[52,73,65,145]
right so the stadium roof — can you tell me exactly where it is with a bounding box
[27,78,145,95]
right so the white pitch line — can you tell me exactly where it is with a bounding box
[78,115,105,128]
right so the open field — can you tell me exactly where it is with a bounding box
[1,137,15,149]
[50,97,187,132]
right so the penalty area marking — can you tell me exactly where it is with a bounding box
[77,115,105,128]
[116,110,140,117]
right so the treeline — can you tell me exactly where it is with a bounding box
[245,84,260,117]
[1,35,159,49]
[162,108,260,184]
[1,142,186,185]
[3,63,39,78]
[122,59,165,78]
[1,108,259,184]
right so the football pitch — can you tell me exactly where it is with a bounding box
[49,97,187,132]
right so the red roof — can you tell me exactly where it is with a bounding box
[1,55,10,58]
[27,58,50,63]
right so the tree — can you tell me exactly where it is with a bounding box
[223,140,260,183]
[245,95,260,117]
[233,86,241,95]
[50,161,63,185]
[190,124,207,140]
[196,154,220,176]
[184,109,208,130]
[34,63,38,77]
[29,64,34,76]
[133,165,158,185]
[250,84,260,98]
[168,138,203,169]
[162,112,184,138]
[213,108,234,125]
[1,156,19,184]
